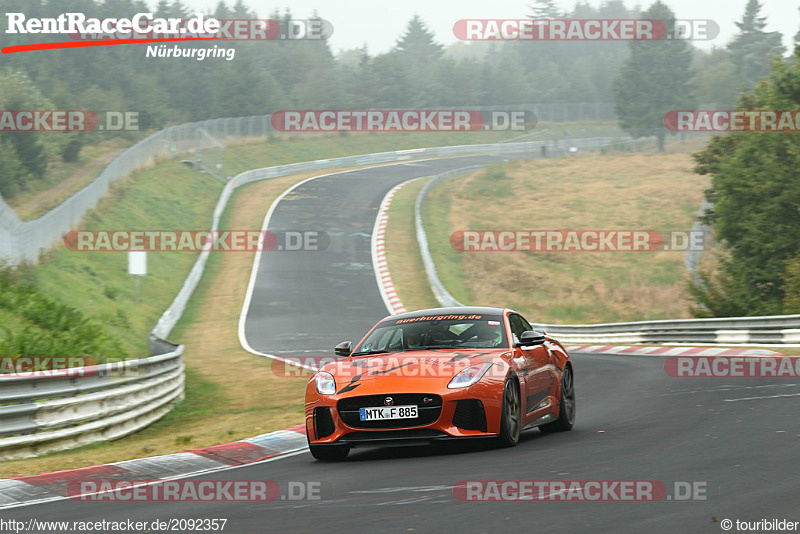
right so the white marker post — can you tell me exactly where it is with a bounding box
[128,250,147,301]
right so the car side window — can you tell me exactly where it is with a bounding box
[508,314,528,345]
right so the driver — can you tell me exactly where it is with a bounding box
[468,322,502,346]
[404,326,426,349]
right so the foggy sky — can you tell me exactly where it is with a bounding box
[180,0,798,55]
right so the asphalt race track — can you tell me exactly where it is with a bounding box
[241,154,512,357]
[3,156,798,533]
[3,353,798,533]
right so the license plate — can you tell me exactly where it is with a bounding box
[359,405,418,421]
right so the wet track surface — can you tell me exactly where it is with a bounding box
[242,154,512,357]
[3,155,798,533]
[3,352,798,533]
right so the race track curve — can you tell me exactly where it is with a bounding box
[2,154,797,534]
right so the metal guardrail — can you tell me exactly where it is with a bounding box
[532,316,800,345]
[0,346,183,461]
[413,141,800,346]
[416,165,488,307]
[537,328,800,345]
[0,106,625,267]
[154,136,638,339]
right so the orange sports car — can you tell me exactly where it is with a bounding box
[304,306,575,461]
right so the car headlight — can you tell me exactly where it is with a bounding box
[315,371,336,395]
[447,363,493,389]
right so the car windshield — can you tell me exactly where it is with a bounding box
[353,314,507,353]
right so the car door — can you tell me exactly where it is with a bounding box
[510,313,553,415]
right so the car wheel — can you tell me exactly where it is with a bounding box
[540,365,576,433]
[496,377,521,447]
[308,443,350,461]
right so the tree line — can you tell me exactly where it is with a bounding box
[0,0,788,197]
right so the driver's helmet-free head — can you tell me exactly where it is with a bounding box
[471,322,502,346]
[404,325,425,348]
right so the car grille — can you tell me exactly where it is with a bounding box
[337,393,442,429]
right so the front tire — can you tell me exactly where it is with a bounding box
[496,377,521,447]
[540,365,575,433]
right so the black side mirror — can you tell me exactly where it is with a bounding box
[516,330,546,347]
[334,341,352,357]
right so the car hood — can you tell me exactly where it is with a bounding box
[320,348,507,383]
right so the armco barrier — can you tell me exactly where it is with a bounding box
[530,320,800,345]
[0,346,183,461]
[414,166,800,345]
[153,135,637,340]
[0,106,625,267]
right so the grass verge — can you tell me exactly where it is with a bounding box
[383,178,439,311]
[0,171,327,477]
[390,137,713,323]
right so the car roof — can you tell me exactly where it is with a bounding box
[384,306,508,322]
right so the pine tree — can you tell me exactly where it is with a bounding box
[213,1,232,19]
[612,1,695,151]
[395,16,443,63]
[727,0,785,91]
[691,45,800,315]
[231,0,254,18]
[528,0,563,19]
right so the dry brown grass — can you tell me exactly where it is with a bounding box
[420,138,712,323]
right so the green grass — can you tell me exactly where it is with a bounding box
[167,180,241,343]
[383,178,439,311]
[29,161,223,356]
